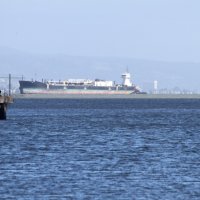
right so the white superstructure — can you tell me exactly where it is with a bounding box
[94,80,113,87]
[47,79,93,86]
[121,71,132,86]
[45,70,134,88]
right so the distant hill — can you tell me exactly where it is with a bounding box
[0,46,200,91]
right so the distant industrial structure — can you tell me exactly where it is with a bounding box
[0,74,21,95]
[153,80,158,94]
[149,80,198,94]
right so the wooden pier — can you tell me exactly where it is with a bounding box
[0,95,13,120]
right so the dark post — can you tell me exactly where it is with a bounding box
[0,103,6,120]
[9,74,11,96]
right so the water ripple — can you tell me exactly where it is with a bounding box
[0,99,200,199]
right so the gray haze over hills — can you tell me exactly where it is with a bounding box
[0,46,200,92]
[1,1,200,92]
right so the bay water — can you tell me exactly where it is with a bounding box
[0,99,200,199]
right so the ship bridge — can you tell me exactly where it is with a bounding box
[121,71,132,86]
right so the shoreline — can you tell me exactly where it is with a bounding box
[13,94,200,99]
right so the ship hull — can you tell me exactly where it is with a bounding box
[22,88,134,95]
[19,81,142,95]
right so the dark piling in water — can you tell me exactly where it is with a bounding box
[0,95,13,120]
[0,103,7,120]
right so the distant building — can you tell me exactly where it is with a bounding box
[153,80,158,94]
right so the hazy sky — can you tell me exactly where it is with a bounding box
[1,0,200,62]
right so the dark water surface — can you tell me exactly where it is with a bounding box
[1,99,200,199]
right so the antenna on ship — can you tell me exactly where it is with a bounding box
[126,66,129,73]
